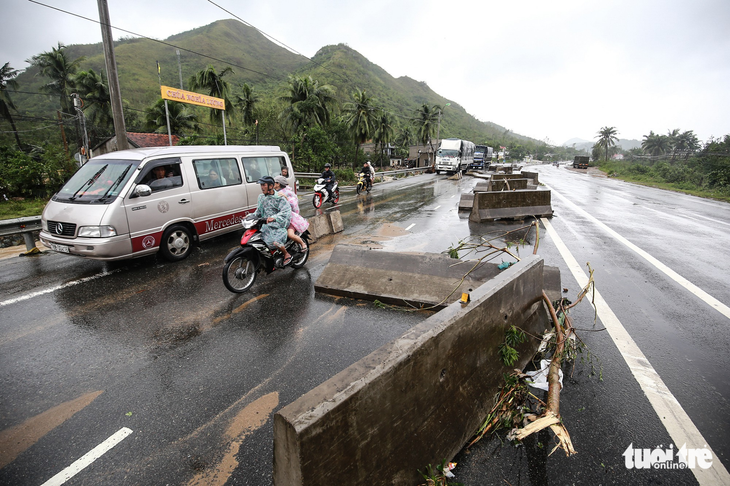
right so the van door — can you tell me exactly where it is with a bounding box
[189,156,250,239]
[124,158,192,254]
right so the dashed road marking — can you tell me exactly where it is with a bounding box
[546,184,730,321]
[0,270,120,308]
[405,223,415,231]
[542,217,730,485]
[40,427,133,486]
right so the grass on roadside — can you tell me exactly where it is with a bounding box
[0,199,48,219]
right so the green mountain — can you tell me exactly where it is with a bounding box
[7,19,535,147]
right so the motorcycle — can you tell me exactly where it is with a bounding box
[222,214,310,293]
[312,178,340,208]
[356,172,372,195]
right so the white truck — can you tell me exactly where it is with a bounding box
[435,138,476,174]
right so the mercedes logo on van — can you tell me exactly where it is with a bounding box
[55,223,64,234]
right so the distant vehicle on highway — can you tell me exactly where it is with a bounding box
[573,156,590,169]
[435,138,476,174]
[40,145,295,262]
[470,145,493,170]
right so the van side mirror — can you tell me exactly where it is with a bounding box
[133,184,152,197]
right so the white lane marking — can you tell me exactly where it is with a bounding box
[641,204,730,228]
[542,218,730,485]
[0,270,120,308]
[546,184,730,321]
[41,427,133,486]
[432,205,441,210]
[405,223,415,231]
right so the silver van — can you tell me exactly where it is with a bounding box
[40,145,296,261]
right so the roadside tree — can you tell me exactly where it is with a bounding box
[0,62,22,149]
[596,126,619,162]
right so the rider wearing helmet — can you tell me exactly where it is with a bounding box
[253,176,293,265]
[320,163,336,202]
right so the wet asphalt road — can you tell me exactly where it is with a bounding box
[1,168,729,485]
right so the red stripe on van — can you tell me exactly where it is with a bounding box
[131,232,164,253]
[194,209,254,236]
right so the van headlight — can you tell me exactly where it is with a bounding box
[78,225,118,237]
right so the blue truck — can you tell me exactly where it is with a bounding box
[470,145,493,170]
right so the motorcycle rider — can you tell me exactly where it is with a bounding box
[274,175,309,253]
[320,163,336,202]
[253,176,293,266]
[361,161,374,190]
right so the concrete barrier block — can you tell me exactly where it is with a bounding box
[328,211,344,234]
[314,245,502,309]
[308,214,332,240]
[274,255,555,485]
[470,189,553,222]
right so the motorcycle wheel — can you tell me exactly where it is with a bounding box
[332,189,340,204]
[313,192,323,208]
[222,254,257,293]
[356,183,363,195]
[290,243,309,269]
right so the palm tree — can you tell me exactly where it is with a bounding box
[280,75,336,133]
[145,98,198,136]
[641,131,670,156]
[74,68,112,129]
[596,126,619,162]
[674,130,700,159]
[373,111,394,169]
[0,62,22,149]
[412,104,441,167]
[234,83,259,128]
[188,65,234,122]
[28,43,85,114]
[343,88,376,158]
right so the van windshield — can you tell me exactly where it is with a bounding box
[54,159,140,204]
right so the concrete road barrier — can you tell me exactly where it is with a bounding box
[273,255,558,485]
[306,211,344,242]
[314,244,502,309]
[470,189,553,222]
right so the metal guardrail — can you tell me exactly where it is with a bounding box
[295,166,430,181]
[0,216,42,252]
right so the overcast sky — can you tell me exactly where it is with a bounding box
[3,0,729,145]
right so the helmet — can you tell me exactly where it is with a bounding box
[324,163,331,168]
[257,176,275,185]
[274,175,288,186]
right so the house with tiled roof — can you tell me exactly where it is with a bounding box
[91,132,180,157]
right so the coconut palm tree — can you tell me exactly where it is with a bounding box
[188,65,234,123]
[145,98,198,136]
[0,62,22,149]
[596,126,619,162]
[373,111,394,168]
[343,88,376,158]
[674,130,700,159]
[28,43,85,114]
[641,131,670,156]
[280,75,336,133]
[412,104,441,166]
[74,68,112,129]
[234,83,259,128]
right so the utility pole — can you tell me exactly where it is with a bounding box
[97,0,129,151]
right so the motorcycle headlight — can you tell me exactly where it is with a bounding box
[78,225,118,238]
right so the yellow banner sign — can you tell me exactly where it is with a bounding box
[161,86,225,111]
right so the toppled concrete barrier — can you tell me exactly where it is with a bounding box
[470,189,553,222]
[273,255,558,485]
[314,244,502,309]
[306,210,344,242]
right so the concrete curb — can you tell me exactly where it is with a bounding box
[273,255,557,485]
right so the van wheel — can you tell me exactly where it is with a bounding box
[160,224,193,261]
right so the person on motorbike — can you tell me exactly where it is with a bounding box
[253,176,293,265]
[274,175,309,253]
[320,163,336,201]
[361,161,374,190]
